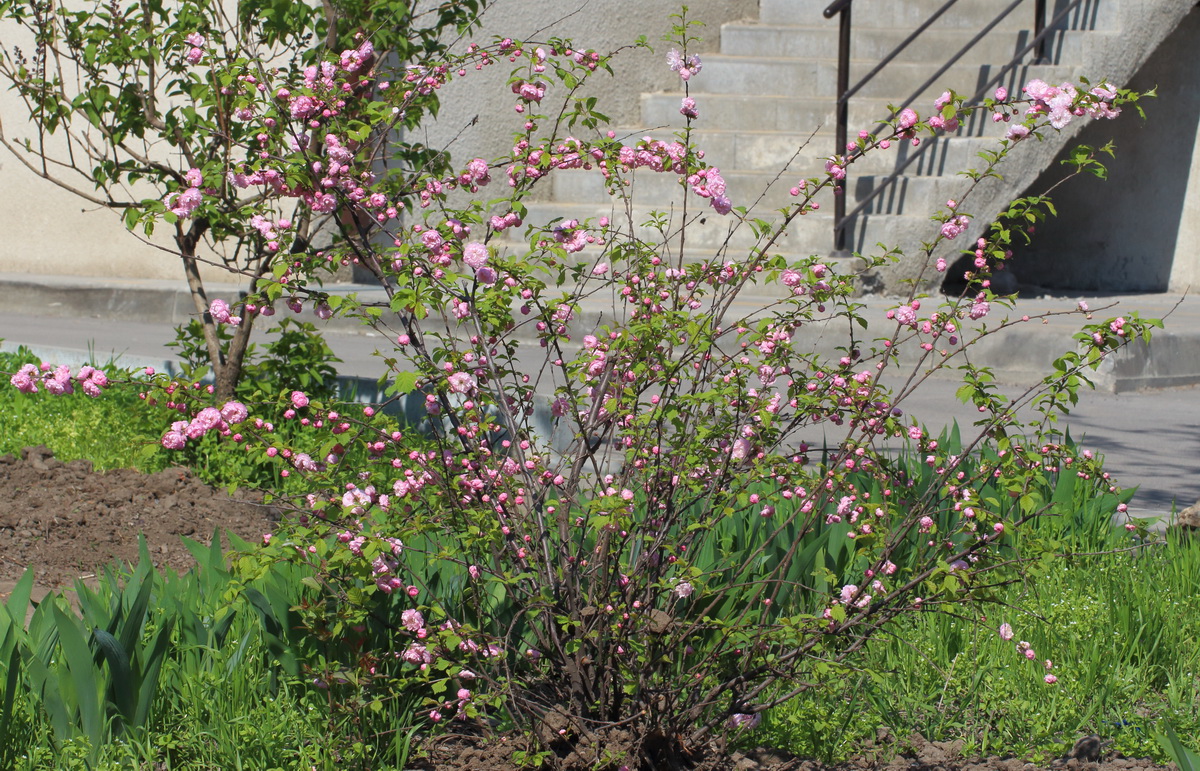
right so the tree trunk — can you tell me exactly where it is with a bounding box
[176,219,259,401]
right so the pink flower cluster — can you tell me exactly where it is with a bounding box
[10,363,109,396]
[209,298,241,326]
[551,220,591,253]
[929,90,960,132]
[167,167,205,219]
[160,401,248,449]
[1023,79,1120,130]
[183,32,205,65]
[940,214,970,240]
[666,49,702,81]
[687,167,732,215]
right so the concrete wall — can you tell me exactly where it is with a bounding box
[0,0,754,283]
[1011,5,1200,293]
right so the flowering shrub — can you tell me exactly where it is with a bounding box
[3,7,1162,767]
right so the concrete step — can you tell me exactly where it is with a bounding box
[547,164,967,215]
[669,129,998,174]
[720,23,1094,66]
[757,0,1119,31]
[686,55,1078,100]
[642,91,1027,138]
[505,201,938,260]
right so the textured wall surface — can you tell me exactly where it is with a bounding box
[1012,6,1200,293]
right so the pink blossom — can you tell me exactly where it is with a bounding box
[680,97,698,119]
[168,187,203,219]
[289,95,319,120]
[894,305,917,328]
[401,609,425,632]
[667,49,703,80]
[447,372,476,394]
[999,622,1014,640]
[209,298,240,326]
[462,242,489,270]
[291,453,319,472]
[673,581,694,599]
[10,363,39,393]
[290,391,310,409]
[940,215,970,240]
[220,401,248,424]
[403,644,432,665]
[466,157,490,186]
[1005,124,1031,142]
[1044,674,1058,685]
[897,108,919,131]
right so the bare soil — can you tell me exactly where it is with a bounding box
[0,447,1177,771]
[417,732,1176,771]
[0,445,279,589]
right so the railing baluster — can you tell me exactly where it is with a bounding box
[1034,0,1049,63]
[833,2,851,254]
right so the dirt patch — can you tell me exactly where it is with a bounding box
[413,732,1176,771]
[0,445,280,589]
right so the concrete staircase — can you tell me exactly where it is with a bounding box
[523,0,1192,293]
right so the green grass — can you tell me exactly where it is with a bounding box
[757,534,1200,763]
[0,347,173,473]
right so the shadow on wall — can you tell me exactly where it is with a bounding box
[988,5,1200,294]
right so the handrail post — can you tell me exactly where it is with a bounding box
[832,3,851,256]
[1033,0,1049,63]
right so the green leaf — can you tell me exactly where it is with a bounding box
[393,370,420,394]
[52,604,104,752]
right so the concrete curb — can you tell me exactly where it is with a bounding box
[2,274,1198,392]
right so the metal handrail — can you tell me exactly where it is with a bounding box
[822,0,851,19]
[835,0,1088,238]
[825,0,1063,253]
[838,0,963,107]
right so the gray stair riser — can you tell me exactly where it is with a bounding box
[548,164,971,215]
[720,24,1091,65]
[643,94,897,136]
[757,0,1119,30]
[642,94,1027,138]
[507,202,939,258]
[686,56,1078,100]
[679,130,999,174]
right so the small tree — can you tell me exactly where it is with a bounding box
[3,9,1161,767]
[0,0,485,397]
